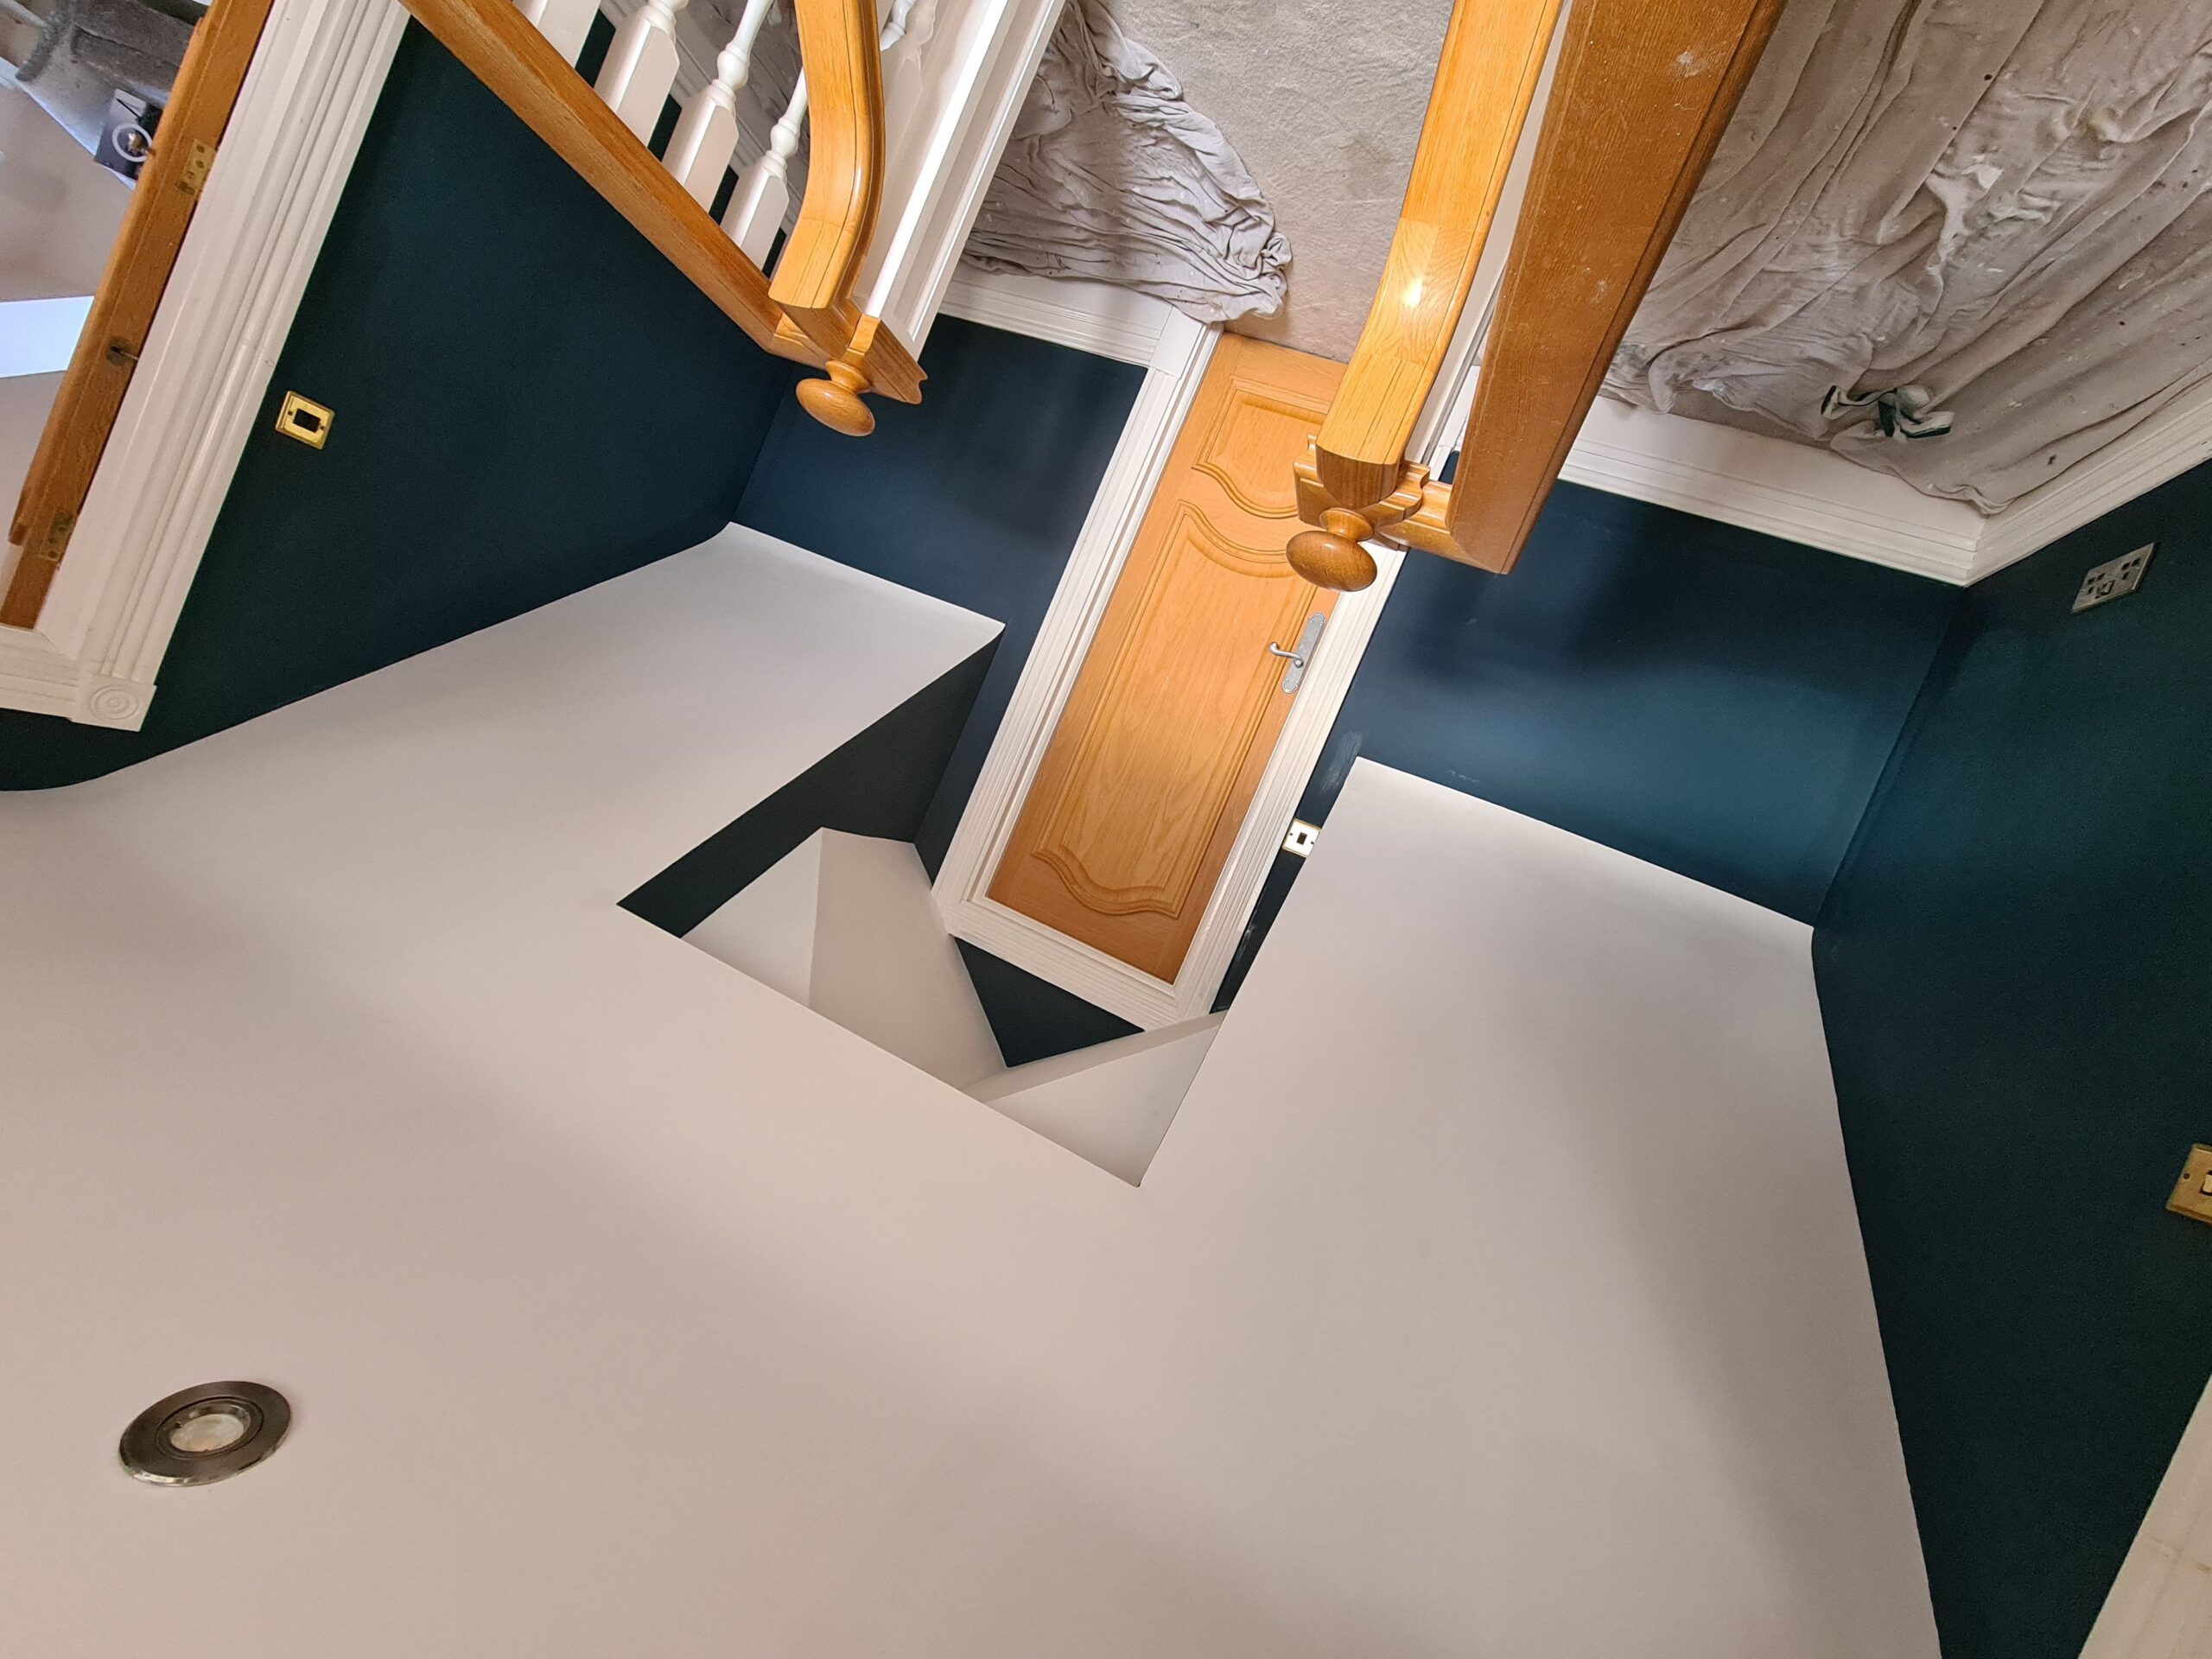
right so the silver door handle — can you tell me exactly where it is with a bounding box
[1268,613,1328,693]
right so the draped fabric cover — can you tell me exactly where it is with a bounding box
[1608,0,2212,511]
[963,0,1289,325]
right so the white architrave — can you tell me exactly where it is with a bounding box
[930,255,2212,1031]
[0,0,409,729]
[931,274,1403,1029]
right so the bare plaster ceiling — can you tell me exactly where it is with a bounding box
[1103,0,1455,360]
[689,0,1450,361]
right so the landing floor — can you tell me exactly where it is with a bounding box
[0,528,1936,1657]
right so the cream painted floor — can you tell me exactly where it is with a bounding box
[0,527,1936,1658]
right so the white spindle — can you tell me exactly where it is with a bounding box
[876,0,920,54]
[514,0,602,69]
[595,0,687,143]
[722,2,918,268]
[724,73,806,264]
[664,0,774,207]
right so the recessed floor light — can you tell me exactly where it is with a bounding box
[119,1382,290,1486]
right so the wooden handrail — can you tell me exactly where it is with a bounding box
[3,0,278,630]
[775,0,898,437]
[408,0,917,436]
[4,0,925,633]
[1287,0,1562,593]
[1421,0,1783,575]
[773,0,882,340]
[1289,0,1782,590]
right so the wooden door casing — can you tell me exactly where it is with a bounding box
[988,335,1344,983]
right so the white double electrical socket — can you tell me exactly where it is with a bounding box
[2073,544,2154,613]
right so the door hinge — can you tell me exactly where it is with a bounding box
[177,139,216,198]
[105,339,141,372]
[34,508,76,565]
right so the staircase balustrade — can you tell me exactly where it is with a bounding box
[494,0,922,435]
[593,0,686,142]
[665,0,776,207]
[1287,0,1782,590]
[514,0,598,72]
[724,63,804,265]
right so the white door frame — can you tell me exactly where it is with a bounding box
[0,0,408,728]
[932,270,1403,1029]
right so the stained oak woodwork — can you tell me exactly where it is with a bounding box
[3,0,278,628]
[989,337,1344,983]
[1310,0,1563,518]
[773,0,911,435]
[1293,0,1781,589]
[772,0,882,346]
[1438,0,1783,574]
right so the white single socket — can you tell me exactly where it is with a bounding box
[2073,544,2154,613]
[1282,820,1320,859]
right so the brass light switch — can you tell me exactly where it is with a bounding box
[275,391,334,449]
[2166,1145,2212,1225]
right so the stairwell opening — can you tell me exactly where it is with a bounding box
[677,830,1223,1185]
[612,646,1221,1184]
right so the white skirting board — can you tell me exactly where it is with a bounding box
[945,266,2209,587]
[2078,1369,2212,1659]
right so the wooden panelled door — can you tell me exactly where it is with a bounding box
[988,335,1344,983]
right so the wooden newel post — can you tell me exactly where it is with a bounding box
[1285,0,1565,590]
[1288,0,1782,587]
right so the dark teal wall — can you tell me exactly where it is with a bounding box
[0,23,791,790]
[1318,487,1955,921]
[1816,462,2212,1659]
[1216,481,1958,1002]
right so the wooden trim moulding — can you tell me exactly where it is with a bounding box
[1309,0,1561,516]
[770,0,884,344]
[0,0,409,728]
[1433,0,1786,576]
[4,0,283,628]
